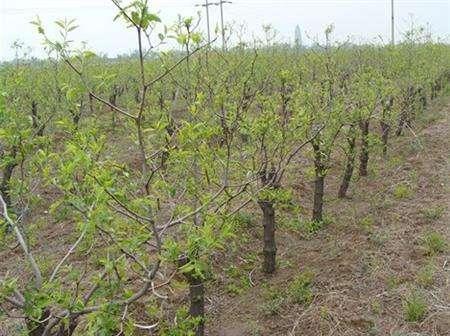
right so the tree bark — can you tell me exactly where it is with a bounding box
[380,121,390,158]
[258,200,276,274]
[178,255,205,336]
[338,130,356,198]
[312,174,325,222]
[359,120,370,177]
[31,101,44,136]
[189,276,205,336]
[311,140,325,222]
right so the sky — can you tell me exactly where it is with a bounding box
[1,0,449,60]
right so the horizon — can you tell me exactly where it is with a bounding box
[1,0,449,61]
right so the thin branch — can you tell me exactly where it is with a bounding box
[0,195,42,288]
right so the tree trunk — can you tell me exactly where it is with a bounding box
[89,93,94,114]
[380,96,393,157]
[418,87,427,112]
[109,92,117,129]
[312,174,325,222]
[189,276,205,336]
[380,121,390,158]
[311,141,325,222]
[258,200,276,274]
[338,131,356,199]
[31,101,44,136]
[359,120,370,177]
[178,254,205,336]
[397,86,415,136]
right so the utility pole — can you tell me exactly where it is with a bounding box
[217,1,232,51]
[295,25,302,49]
[391,0,395,44]
[196,0,232,50]
[196,0,213,44]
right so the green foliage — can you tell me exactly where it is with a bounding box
[421,205,446,221]
[403,290,427,322]
[288,270,314,305]
[420,231,448,255]
[393,183,413,199]
[359,215,375,233]
[224,265,252,296]
[160,308,200,336]
[416,262,436,288]
[260,285,285,316]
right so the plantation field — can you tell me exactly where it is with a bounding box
[0,1,449,335]
[209,98,450,336]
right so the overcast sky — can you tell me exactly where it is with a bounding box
[1,0,449,60]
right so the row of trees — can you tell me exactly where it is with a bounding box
[1,1,450,335]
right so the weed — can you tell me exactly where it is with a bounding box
[370,299,382,315]
[224,265,251,296]
[300,216,333,235]
[403,290,427,322]
[393,184,412,199]
[288,270,314,305]
[247,321,262,336]
[359,215,375,233]
[232,212,254,229]
[369,230,389,246]
[416,263,436,288]
[260,285,285,316]
[386,274,403,290]
[421,231,447,255]
[225,283,244,296]
[421,205,445,221]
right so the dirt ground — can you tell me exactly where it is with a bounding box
[207,97,450,336]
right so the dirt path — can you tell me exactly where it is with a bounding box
[209,98,450,336]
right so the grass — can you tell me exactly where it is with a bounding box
[403,290,428,322]
[260,285,285,316]
[288,270,314,305]
[393,183,413,199]
[359,215,375,234]
[224,265,252,296]
[281,216,333,237]
[421,231,448,255]
[421,205,446,221]
[416,263,436,288]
